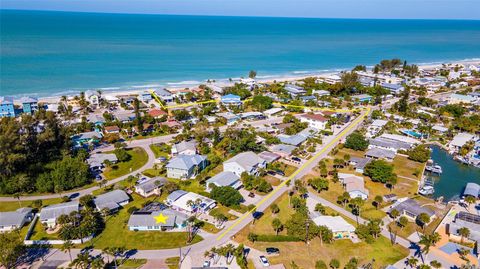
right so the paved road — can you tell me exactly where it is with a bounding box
[0,117,283,202]
[36,108,369,267]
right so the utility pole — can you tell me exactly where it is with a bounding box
[305,220,310,244]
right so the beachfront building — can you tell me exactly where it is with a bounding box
[166,154,207,179]
[449,133,477,152]
[128,208,188,231]
[318,74,342,85]
[155,89,174,103]
[139,91,153,102]
[171,140,197,156]
[312,216,356,239]
[135,177,167,197]
[388,198,435,223]
[221,94,242,105]
[85,90,100,106]
[284,84,306,97]
[223,151,267,177]
[0,96,15,117]
[40,201,80,229]
[205,171,242,192]
[166,190,216,214]
[338,173,369,200]
[0,208,34,233]
[93,190,130,212]
[19,96,39,115]
[298,113,328,131]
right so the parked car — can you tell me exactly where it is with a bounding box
[259,256,270,267]
[203,260,210,267]
[291,156,301,162]
[248,192,255,198]
[275,170,285,176]
[267,170,277,176]
[266,247,280,255]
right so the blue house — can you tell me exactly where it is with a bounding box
[221,94,242,105]
[352,94,373,104]
[0,96,15,117]
[19,97,39,115]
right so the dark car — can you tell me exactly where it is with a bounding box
[275,170,285,176]
[291,156,301,162]
[248,192,255,198]
[267,170,277,176]
[266,247,280,255]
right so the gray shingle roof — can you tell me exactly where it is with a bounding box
[0,208,32,227]
[128,209,188,228]
[40,201,79,221]
[390,198,435,218]
[94,190,129,211]
[206,171,240,188]
[365,148,396,160]
[167,190,188,202]
[278,134,307,146]
[166,154,206,170]
[369,137,412,150]
[136,177,167,193]
[270,144,296,155]
[224,152,265,172]
[172,140,197,154]
[464,183,480,197]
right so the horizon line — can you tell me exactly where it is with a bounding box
[2,8,480,21]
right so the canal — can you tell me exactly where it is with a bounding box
[428,145,480,201]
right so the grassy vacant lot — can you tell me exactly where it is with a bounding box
[0,197,63,212]
[166,257,180,269]
[234,193,409,269]
[82,194,202,250]
[392,155,425,180]
[103,148,148,180]
[149,143,171,159]
[209,205,238,221]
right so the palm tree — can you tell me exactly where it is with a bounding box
[419,233,441,263]
[430,260,442,269]
[111,246,126,268]
[406,256,418,268]
[13,193,21,207]
[102,247,113,265]
[70,252,90,269]
[458,227,471,244]
[90,256,105,269]
[272,218,283,235]
[61,240,74,262]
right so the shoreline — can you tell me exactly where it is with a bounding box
[10,57,480,104]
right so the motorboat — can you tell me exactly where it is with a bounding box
[419,185,435,196]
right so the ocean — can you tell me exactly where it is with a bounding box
[1,10,480,97]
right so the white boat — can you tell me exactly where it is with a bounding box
[425,164,442,174]
[419,185,435,196]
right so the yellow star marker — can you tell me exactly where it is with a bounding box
[153,213,169,224]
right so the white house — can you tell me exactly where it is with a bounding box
[338,173,369,200]
[205,171,242,192]
[166,154,207,179]
[135,177,167,197]
[223,151,266,177]
[449,133,476,152]
[94,190,130,212]
[167,191,216,214]
[298,113,328,130]
[40,201,79,229]
[171,140,198,156]
[312,215,356,239]
[0,208,33,233]
[128,208,188,231]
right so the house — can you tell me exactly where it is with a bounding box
[447,211,480,245]
[94,190,130,212]
[0,96,15,117]
[166,154,207,179]
[85,90,100,106]
[463,183,480,198]
[367,119,388,137]
[128,208,188,231]
[277,134,308,146]
[312,216,356,239]
[155,89,174,102]
[167,191,216,214]
[221,94,242,105]
[223,151,267,176]
[104,95,120,104]
[71,131,103,147]
[172,140,198,156]
[139,91,153,102]
[0,208,33,233]
[19,96,39,114]
[299,95,316,103]
[115,112,136,123]
[270,144,296,158]
[135,177,167,197]
[217,112,240,126]
[352,94,372,103]
[365,148,396,161]
[208,84,224,94]
[313,89,330,96]
[284,84,306,97]
[447,93,476,105]
[381,83,404,95]
[338,173,369,200]
[349,157,371,174]
[383,194,398,203]
[40,201,79,228]
[432,125,448,134]
[263,108,283,117]
[258,151,281,163]
[298,113,328,130]
[87,153,118,170]
[388,198,435,222]
[318,74,342,85]
[104,125,121,134]
[449,133,476,152]
[87,114,106,126]
[205,171,242,192]
[239,111,264,121]
[148,108,167,119]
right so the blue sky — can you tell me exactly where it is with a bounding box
[1,0,479,20]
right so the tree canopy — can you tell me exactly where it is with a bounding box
[344,132,369,151]
[363,160,397,184]
[210,186,243,207]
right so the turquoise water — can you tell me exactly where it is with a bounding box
[1,10,480,97]
[429,146,480,201]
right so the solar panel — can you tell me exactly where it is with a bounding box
[457,211,480,225]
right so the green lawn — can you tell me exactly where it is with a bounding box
[82,194,202,250]
[149,144,172,159]
[392,155,425,180]
[209,206,238,221]
[234,193,409,269]
[103,148,148,180]
[118,259,147,269]
[29,219,60,240]
[0,197,63,212]
[166,257,180,269]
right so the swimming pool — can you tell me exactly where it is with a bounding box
[401,129,423,139]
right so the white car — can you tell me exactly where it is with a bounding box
[259,255,270,267]
[203,260,210,267]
